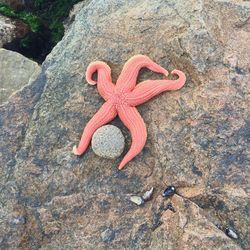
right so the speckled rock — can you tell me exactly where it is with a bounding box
[0,14,29,47]
[0,49,41,104]
[0,0,249,249]
[101,228,116,243]
[63,0,90,31]
[92,125,125,159]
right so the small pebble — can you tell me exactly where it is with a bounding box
[162,186,176,197]
[142,187,154,201]
[92,125,125,159]
[130,196,145,206]
[225,227,238,239]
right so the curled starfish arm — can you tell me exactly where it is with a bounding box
[116,55,169,92]
[86,61,115,100]
[117,105,147,169]
[73,101,117,155]
[126,70,186,106]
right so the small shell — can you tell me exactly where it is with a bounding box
[225,227,238,239]
[130,196,144,206]
[162,186,176,197]
[142,187,154,201]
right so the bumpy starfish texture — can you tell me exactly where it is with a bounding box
[73,55,186,169]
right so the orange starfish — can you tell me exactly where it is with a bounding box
[73,55,186,169]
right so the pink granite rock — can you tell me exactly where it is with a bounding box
[0,0,249,249]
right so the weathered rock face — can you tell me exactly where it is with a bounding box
[63,0,90,31]
[0,0,249,249]
[0,14,29,47]
[0,48,41,104]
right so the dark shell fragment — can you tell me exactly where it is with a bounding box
[162,186,176,197]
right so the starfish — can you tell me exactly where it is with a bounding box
[73,55,186,169]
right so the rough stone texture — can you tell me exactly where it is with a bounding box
[0,48,41,104]
[63,0,90,31]
[0,14,29,47]
[92,125,125,159]
[0,0,249,249]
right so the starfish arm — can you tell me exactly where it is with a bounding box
[126,70,186,106]
[117,105,147,170]
[116,55,169,92]
[73,101,117,155]
[86,61,115,100]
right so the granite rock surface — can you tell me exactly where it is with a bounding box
[0,0,249,249]
[0,48,41,104]
[63,0,90,31]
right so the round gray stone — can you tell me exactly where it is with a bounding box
[92,125,125,159]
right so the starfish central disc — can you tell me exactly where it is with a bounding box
[110,92,128,107]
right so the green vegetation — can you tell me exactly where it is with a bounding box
[0,4,41,32]
[32,0,82,45]
[0,0,82,62]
